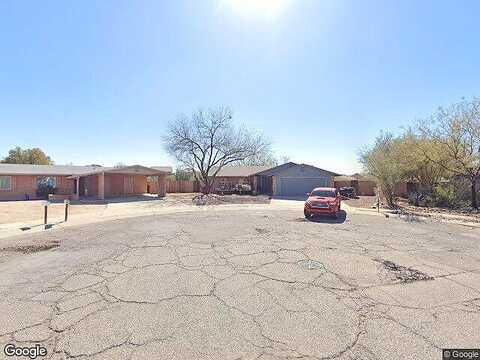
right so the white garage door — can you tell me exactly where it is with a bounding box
[278,177,330,197]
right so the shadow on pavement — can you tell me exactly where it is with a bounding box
[308,210,347,224]
[73,195,163,205]
[20,220,65,231]
[272,196,308,201]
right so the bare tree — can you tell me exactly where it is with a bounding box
[164,107,271,194]
[240,153,290,166]
[418,98,480,209]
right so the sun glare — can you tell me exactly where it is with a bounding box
[220,0,291,20]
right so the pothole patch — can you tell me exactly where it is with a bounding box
[375,259,433,283]
[297,259,326,271]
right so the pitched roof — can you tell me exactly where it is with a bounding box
[0,164,103,176]
[0,164,171,176]
[255,162,340,177]
[334,175,356,181]
[213,165,274,177]
[351,173,376,181]
[334,174,376,182]
[152,166,173,174]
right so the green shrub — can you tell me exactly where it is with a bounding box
[428,179,470,209]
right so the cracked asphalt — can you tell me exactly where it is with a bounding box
[1,206,480,360]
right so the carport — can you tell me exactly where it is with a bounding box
[68,165,169,200]
[255,162,339,197]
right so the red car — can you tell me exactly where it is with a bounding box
[304,187,341,218]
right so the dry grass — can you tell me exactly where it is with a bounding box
[0,200,105,225]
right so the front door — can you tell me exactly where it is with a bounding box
[124,176,134,195]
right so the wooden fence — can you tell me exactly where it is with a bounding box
[166,180,200,193]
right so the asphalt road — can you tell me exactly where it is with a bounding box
[0,207,479,359]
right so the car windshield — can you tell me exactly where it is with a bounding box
[310,190,336,197]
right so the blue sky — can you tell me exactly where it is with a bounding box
[1,0,478,174]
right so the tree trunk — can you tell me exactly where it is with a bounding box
[471,177,478,210]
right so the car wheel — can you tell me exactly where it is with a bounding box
[304,210,311,219]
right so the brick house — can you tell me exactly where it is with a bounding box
[0,164,171,201]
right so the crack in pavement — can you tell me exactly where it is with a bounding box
[0,208,479,359]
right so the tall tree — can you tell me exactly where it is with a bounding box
[2,147,53,165]
[359,132,405,208]
[418,98,480,209]
[164,107,271,194]
[396,130,445,205]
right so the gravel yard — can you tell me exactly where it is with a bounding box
[0,193,270,226]
[342,195,377,209]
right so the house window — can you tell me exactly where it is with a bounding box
[37,176,56,188]
[0,176,12,190]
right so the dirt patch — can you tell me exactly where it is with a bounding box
[343,196,378,209]
[2,241,60,254]
[375,259,433,283]
[0,200,105,225]
[255,227,269,234]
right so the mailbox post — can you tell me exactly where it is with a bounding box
[42,201,50,229]
[64,199,70,222]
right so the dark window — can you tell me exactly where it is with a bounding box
[310,190,336,197]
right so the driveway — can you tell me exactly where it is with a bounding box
[0,206,479,359]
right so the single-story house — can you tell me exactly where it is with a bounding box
[209,162,339,197]
[254,162,339,197]
[0,164,171,201]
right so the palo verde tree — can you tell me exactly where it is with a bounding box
[418,98,480,209]
[396,130,445,206]
[359,132,405,208]
[164,107,271,194]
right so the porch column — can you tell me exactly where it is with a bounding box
[252,176,258,195]
[73,176,80,200]
[271,176,277,196]
[157,175,166,197]
[98,172,105,200]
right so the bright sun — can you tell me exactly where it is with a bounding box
[220,0,291,20]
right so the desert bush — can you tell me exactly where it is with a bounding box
[427,179,470,209]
